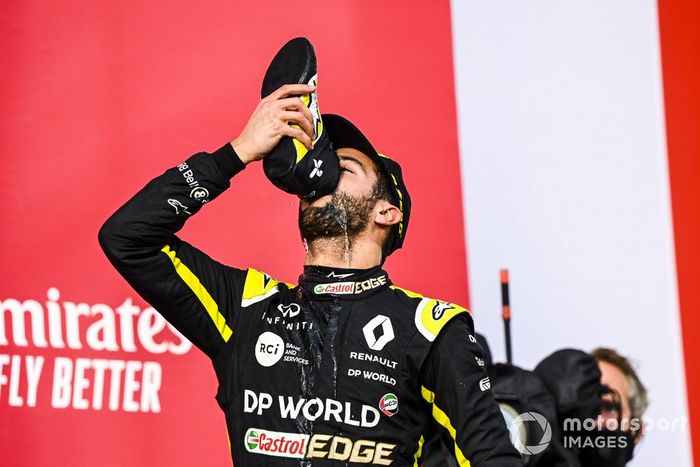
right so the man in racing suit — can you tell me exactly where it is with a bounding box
[99,83,522,466]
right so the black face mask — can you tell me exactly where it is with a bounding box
[577,430,636,467]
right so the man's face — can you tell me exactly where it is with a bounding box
[298,148,382,243]
[598,360,632,429]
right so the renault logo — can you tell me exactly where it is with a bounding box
[362,315,395,351]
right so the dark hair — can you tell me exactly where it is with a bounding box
[372,167,392,202]
[591,347,649,423]
[371,166,396,258]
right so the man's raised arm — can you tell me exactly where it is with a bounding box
[98,84,316,359]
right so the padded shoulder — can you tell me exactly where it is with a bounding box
[390,285,470,342]
[241,268,280,307]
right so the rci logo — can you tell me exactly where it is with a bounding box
[254,332,284,367]
[509,411,552,455]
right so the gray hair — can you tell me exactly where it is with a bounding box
[591,347,649,421]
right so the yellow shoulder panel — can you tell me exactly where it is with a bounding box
[415,298,468,342]
[389,284,424,299]
[391,285,469,342]
[241,268,280,308]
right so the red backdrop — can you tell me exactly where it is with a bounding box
[0,1,467,465]
[658,0,700,462]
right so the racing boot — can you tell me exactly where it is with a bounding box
[261,37,339,198]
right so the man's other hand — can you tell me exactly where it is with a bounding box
[231,84,316,164]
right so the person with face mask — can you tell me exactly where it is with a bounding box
[98,77,521,465]
[532,348,647,467]
[585,347,648,466]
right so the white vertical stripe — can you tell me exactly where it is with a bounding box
[450,1,691,465]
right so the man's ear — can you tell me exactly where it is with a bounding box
[374,201,401,227]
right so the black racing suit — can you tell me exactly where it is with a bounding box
[98,143,522,467]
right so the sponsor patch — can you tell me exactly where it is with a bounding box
[244,428,307,459]
[277,303,300,318]
[310,159,323,178]
[261,304,314,332]
[177,161,210,203]
[189,186,209,202]
[379,393,399,417]
[315,282,355,295]
[243,390,380,428]
[348,351,398,369]
[314,275,387,295]
[479,376,491,391]
[254,332,284,367]
[167,198,191,215]
[362,315,395,351]
[431,301,454,320]
[283,342,309,365]
[347,368,397,386]
[327,271,355,279]
[243,428,396,464]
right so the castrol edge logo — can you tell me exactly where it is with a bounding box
[314,275,387,295]
[244,428,396,464]
[314,281,354,295]
[245,428,307,459]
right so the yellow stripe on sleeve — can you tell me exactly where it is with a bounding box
[413,435,425,467]
[160,245,233,342]
[421,386,471,467]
